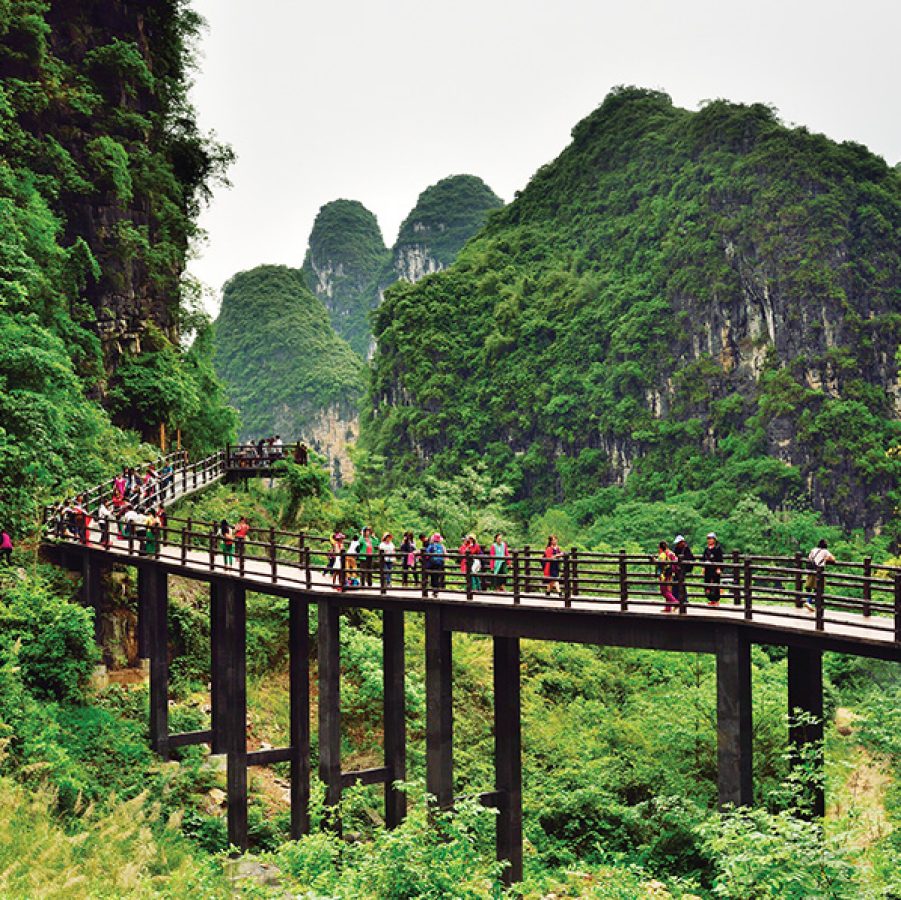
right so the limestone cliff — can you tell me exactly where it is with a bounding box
[390,174,503,283]
[368,89,901,530]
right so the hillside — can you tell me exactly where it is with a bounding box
[391,174,504,282]
[300,200,390,357]
[214,265,366,478]
[0,1,235,524]
[368,87,901,531]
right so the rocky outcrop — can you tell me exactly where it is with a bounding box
[301,200,390,357]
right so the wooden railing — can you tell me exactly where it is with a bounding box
[59,511,901,643]
[43,450,226,531]
[224,443,291,470]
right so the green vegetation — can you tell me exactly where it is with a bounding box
[214,265,366,440]
[301,199,391,356]
[369,87,901,535]
[0,1,235,529]
[393,174,504,271]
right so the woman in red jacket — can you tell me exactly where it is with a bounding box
[542,535,564,596]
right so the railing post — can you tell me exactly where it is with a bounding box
[182,460,187,494]
[239,531,245,577]
[193,465,197,489]
[522,545,531,594]
[379,550,387,596]
[128,527,135,556]
[619,550,628,611]
[862,557,872,617]
[732,550,741,606]
[298,534,305,566]
[183,518,191,565]
[570,548,579,596]
[894,572,901,643]
[563,553,572,608]
[225,443,231,469]
[209,529,216,571]
[305,546,312,591]
[815,570,825,631]
[339,549,346,592]
[269,526,277,582]
[512,550,521,605]
[421,548,429,599]
[793,551,803,608]
[743,557,752,620]
[465,554,474,601]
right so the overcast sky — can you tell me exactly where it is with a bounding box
[188,0,901,315]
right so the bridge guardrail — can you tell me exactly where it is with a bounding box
[55,511,901,644]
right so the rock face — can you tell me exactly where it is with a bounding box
[302,178,504,359]
[368,88,901,529]
[213,266,365,478]
[301,200,390,358]
[391,175,503,284]
[29,1,224,383]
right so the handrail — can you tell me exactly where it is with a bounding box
[42,447,901,646]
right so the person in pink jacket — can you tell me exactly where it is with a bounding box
[0,529,12,567]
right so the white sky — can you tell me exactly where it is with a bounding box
[188,0,901,315]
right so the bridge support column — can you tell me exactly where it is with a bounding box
[787,646,824,817]
[383,609,407,827]
[290,598,311,838]
[318,601,342,818]
[425,609,454,809]
[494,636,523,885]
[716,627,753,808]
[143,566,169,759]
[136,564,151,660]
[82,554,108,648]
[210,581,227,754]
[221,580,248,849]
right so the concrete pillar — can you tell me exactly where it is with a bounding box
[787,646,825,817]
[290,598,311,838]
[494,636,523,885]
[383,609,407,827]
[716,627,753,807]
[425,609,453,809]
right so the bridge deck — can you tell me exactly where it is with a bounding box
[51,528,900,661]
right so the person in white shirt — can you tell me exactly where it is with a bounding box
[379,532,396,587]
[97,499,112,548]
[804,539,837,612]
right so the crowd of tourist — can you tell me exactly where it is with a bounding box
[40,446,838,614]
[46,458,181,556]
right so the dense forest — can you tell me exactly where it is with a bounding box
[369,87,901,536]
[1,2,900,896]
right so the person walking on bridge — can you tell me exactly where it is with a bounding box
[358,526,376,587]
[219,519,235,570]
[490,533,511,591]
[657,540,679,612]
[97,498,112,550]
[426,533,446,597]
[702,532,724,606]
[459,534,483,592]
[400,532,416,586]
[804,539,836,613]
[379,532,396,586]
[673,535,695,607]
[543,535,564,596]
